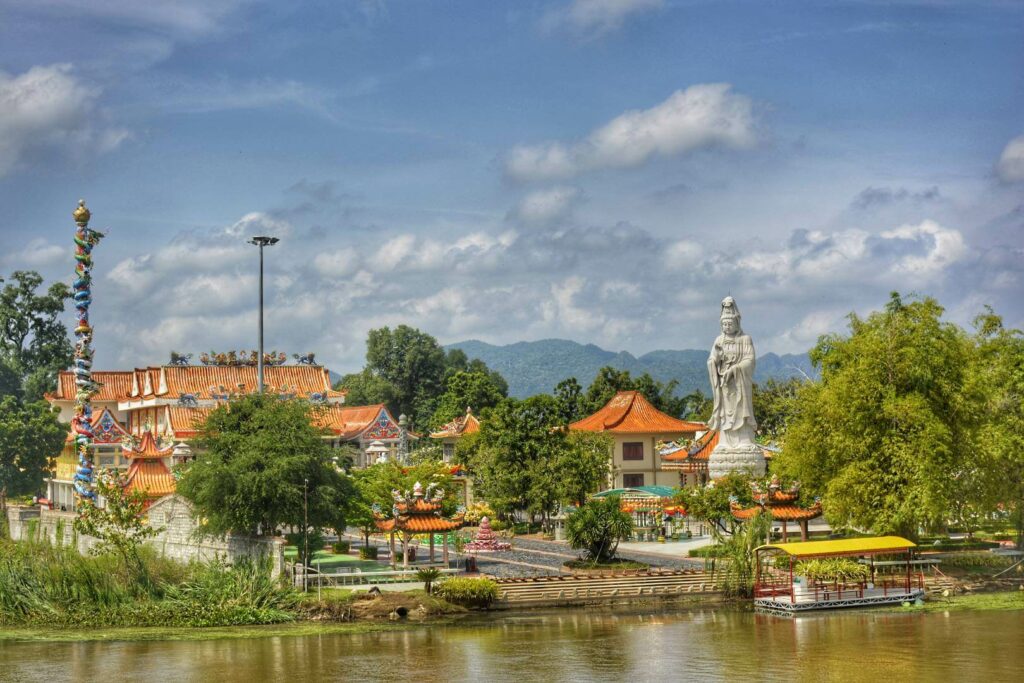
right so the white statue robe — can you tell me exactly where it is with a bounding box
[707,333,757,443]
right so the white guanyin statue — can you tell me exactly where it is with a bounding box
[706,296,766,478]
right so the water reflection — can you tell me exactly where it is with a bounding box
[1,608,1020,682]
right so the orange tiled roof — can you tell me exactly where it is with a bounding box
[48,371,136,402]
[731,501,823,522]
[125,458,177,498]
[49,366,342,402]
[166,406,213,437]
[375,515,463,533]
[124,431,174,459]
[570,391,704,435]
[430,409,480,439]
[314,403,398,439]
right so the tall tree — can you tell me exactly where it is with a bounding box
[584,366,687,417]
[444,348,509,397]
[559,431,613,506]
[554,377,586,424]
[969,308,1024,547]
[176,394,355,537]
[364,325,447,427]
[0,271,73,401]
[0,396,67,514]
[752,377,805,442]
[774,293,978,538]
[336,368,397,407]
[429,370,506,429]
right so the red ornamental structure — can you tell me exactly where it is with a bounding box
[730,474,823,541]
[463,517,511,553]
[375,482,463,568]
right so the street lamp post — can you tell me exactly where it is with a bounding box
[248,236,279,392]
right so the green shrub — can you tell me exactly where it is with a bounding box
[926,540,1000,552]
[795,558,870,583]
[489,520,508,531]
[358,546,378,560]
[434,577,499,608]
[937,553,1015,569]
[285,529,326,567]
[689,545,724,558]
[333,540,350,554]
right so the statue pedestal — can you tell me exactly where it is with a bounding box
[708,443,766,479]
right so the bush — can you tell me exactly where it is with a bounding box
[926,540,1000,552]
[434,577,499,608]
[566,497,633,563]
[333,540,350,554]
[795,558,870,583]
[358,546,378,560]
[937,553,1016,569]
[689,546,724,558]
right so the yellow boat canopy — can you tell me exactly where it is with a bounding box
[756,536,916,558]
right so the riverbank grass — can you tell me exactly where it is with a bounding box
[889,590,1024,614]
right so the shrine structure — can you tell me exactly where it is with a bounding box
[730,474,823,541]
[463,516,511,552]
[375,482,464,568]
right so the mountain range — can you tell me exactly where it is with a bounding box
[446,339,816,399]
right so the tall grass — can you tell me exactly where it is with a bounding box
[0,537,297,628]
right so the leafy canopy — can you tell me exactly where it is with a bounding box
[0,271,73,402]
[0,395,67,501]
[176,394,355,537]
[565,496,633,563]
[774,293,979,537]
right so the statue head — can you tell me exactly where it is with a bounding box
[720,296,742,336]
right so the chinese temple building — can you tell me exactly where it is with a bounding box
[430,407,480,462]
[375,482,464,568]
[730,475,823,541]
[570,391,704,489]
[659,430,776,488]
[429,407,480,505]
[43,361,416,510]
[592,485,687,540]
[121,431,179,505]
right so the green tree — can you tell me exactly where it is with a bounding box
[469,395,565,521]
[429,370,506,429]
[674,472,755,535]
[970,308,1024,547]
[73,471,162,582]
[364,325,447,427]
[554,377,586,423]
[0,271,73,402]
[752,377,805,442]
[335,368,397,407]
[774,293,979,538]
[681,388,713,422]
[565,496,633,563]
[444,348,508,397]
[0,396,66,515]
[705,512,771,598]
[176,394,355,538]
[559,431,612,506]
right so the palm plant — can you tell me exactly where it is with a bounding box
[565,496,634,563]
[416,567,442,595]
[705,511,770,598]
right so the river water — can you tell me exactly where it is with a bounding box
[2,607,1022,682]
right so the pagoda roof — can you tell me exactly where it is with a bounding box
[430,408,480,439]
[570,391,704,435]
[732,501,823,522]
[375,515,462,533]
[125,458,176,499]
[123,431,174,459]
[315,404,408,440]
[48,365,344,404]
[166,406,214,438]
[593,485,677,499]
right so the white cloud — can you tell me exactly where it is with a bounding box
[505,84,758,182]
[509,186,581,226]
[0,64,129,177]
[880,219,967,277]
[2,239,65,268]
[4,1,248,37]
[225,212,294,239]
[314,248,359,279]
[542,0,664,40]
[996,134,1024,183]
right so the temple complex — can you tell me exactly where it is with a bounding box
[43,360,414,510]
[570,390,704,489]
[659,430,776,487]
[374,482,464,568]
[730,474,823,541]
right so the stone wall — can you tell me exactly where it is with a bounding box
[5,495,285,578]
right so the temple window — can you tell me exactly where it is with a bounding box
[623,473,645,487]
[622,442,644,461]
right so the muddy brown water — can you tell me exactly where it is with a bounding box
[2,607,1022,682]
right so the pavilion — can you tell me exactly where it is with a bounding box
[375,482,464,568]
[592,485,686,540]
[730,474,823,541]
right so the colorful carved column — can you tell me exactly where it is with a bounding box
[70,200,103,505]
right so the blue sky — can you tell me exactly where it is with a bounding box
[1,0,1022,373]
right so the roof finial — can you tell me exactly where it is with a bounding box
[73,199,91,225]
